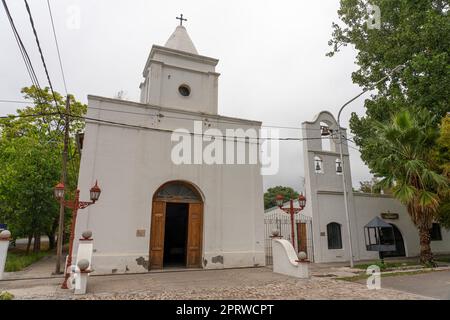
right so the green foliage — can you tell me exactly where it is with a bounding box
[435,255,450,263]
[436,115,450,228]
[328,0,449,263]
[354,260,420,270]
[264,186,299,209]
[5,251,50,272]
[328,1,449,118]
[0,136,61,240]
[0,86,86,250]
[363,109,447,221]
[0,292,14,300]
[357,177,383,193]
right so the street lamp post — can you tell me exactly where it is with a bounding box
[336,64,405,268]
[276,193,307,251]
[54,181,101,289]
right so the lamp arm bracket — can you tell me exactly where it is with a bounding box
[78,201,95,210]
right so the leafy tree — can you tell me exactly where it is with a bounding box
[264,186,299,209]
[0,136,60,252]
[0,86,86,252]
[358,177,382,193]
[328,0,449,264]
[436,115,450,228]
[361,109,447,264]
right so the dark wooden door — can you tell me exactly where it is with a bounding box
[382,224,406,257]
[297,222,307,254]
[186,203,203,268]
[149,201,166,269]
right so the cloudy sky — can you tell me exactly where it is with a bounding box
[0,0,375,191]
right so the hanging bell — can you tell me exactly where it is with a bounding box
[336,161,343,173]
[315,161,322,171]
[320,126,331,137]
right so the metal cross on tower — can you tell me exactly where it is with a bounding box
[176,14,187,26]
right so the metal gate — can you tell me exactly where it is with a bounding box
[264,211,314,265]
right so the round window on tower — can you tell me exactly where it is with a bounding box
[178,84,191,97]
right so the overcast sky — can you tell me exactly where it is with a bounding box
[0,0,375,191]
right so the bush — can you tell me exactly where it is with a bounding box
[0,292,14,300]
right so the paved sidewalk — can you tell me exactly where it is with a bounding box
[2,255,64,280]
[1,267,429,300]
[356,269,450,300]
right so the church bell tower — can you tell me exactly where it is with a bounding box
[139,16,220,115]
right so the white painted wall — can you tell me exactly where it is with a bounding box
[140,46,219,115]
[74,96,265,274]
[302,111,450,263]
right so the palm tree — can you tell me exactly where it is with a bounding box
[367,109,448,265]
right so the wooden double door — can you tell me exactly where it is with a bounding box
[297,222,308,255]
[149,201,203,269]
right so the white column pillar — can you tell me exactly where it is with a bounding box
[0,230,11,280]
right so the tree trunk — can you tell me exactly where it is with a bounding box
[418,225,434,265]
[47,233,56,250]
[33,232,41,253]
[26,234,33,254]
[47,216,59,251]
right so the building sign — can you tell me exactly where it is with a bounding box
[381,212,399,220]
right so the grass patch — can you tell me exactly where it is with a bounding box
[337,269,435,282]
[435,256,450,263]
[354,260,420,271]
[5,251,50,272]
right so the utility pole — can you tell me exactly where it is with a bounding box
[55,95,70,274]
[336,64,405,268]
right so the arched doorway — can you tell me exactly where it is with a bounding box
[381,224,406,258]
[149,181,204,270]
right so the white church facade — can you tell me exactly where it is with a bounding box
[74,24,265,273]
[75,22,449,273]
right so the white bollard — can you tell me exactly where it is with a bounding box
[72,231,94,295]
[74,272,89,295]
[297,261,310,278]
[296,251,310,278]
[74,259,91,295]
[0,230,12,280]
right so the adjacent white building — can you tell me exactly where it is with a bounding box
[74,25,265,274]
[300,111,450,263]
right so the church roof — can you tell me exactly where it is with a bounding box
[164,25,198,54]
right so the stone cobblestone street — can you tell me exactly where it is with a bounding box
[1,267,429,300]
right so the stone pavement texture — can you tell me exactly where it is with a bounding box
[1,267,429,300]
[357,269,450,300]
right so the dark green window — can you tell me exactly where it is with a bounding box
[327,222,342,249]
[430,223,442,241]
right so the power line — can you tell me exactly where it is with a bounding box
[46,0,68,95]
[0,102,354,142]
[0,111,362,147]
[23,0,60,112]
[70,113,333,143]
[0,112,60,119]
[0,99,31,104]
[0,99,357,137]
[76,104,332,132]
[0,100,341,132]
[2,0,45,102]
